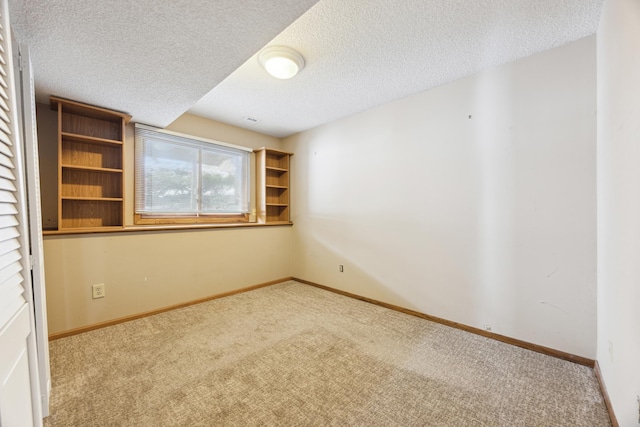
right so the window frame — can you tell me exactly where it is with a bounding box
[134,124,253,225]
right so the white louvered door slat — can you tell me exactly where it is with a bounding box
[0,189,16,203]
[0,0,42,424]
[0,212,18,227]
[0,149,12,167]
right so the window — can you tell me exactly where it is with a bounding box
[134,124,252,224]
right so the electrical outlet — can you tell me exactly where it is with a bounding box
[92,283,105,299]
[484,325,492,331]
[339,265,344,273]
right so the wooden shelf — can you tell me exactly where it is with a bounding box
[61,164,123,173]
[52,96,130,231]
[266,166,288,172]
[42,221,292,236]
[61,132,123,146]
[62,196,124,202]
[255,148,292,224]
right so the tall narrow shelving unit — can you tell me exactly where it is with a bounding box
[255,148,293,224]
[51,97,131,231]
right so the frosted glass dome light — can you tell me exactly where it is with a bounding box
[258,46,305,80]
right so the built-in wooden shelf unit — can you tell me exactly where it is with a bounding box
[255,148,292,224]
[51,96,131,231]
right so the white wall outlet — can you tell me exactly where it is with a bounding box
[608,340,614,363]
[92,283,105,299]
[484,325,492,331]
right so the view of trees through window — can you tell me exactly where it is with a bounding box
[135,129,249,216]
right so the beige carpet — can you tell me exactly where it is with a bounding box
[44,281,611,426]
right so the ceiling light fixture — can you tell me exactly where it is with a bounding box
[258,46,305,80]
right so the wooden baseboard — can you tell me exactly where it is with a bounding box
[594,360,619,427]
[48,277,293,340]
[293,277,595,368]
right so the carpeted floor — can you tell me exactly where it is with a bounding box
[44,280,611,426]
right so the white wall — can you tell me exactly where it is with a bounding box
[597,0,640,424]
[44,227,292,334]
[283,36,597,358]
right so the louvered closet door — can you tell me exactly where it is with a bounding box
[0,0,40,424]
[0,0,25,330]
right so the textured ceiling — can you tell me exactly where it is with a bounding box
[8,0,318,127]
[189,0,604,137]
[9,0,603,137]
